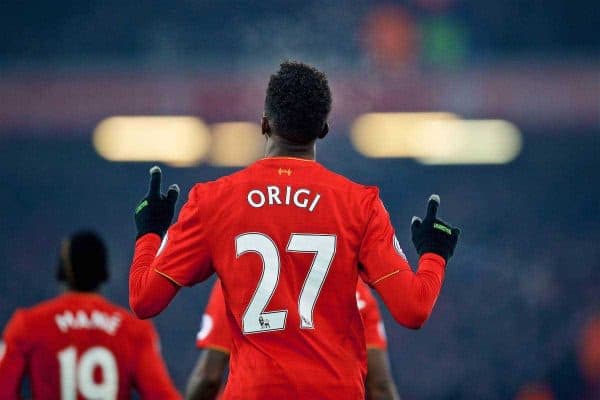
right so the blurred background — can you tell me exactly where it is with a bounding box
[0,0,598,398]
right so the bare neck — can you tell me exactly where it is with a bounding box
[264,135,316,160]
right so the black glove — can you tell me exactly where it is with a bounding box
[134,166,180,239]
[411,194,460,262]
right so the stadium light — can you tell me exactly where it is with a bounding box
[350,112,522,164]
[350,112,461,158]
[93,116,211,167]
[415,119,522,165]
[208,122,264,167]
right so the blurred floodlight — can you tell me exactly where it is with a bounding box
[208,122,264,167]
[93,116,211,167]
[416,120,522,164]
[350,113,522,164]
[351,112,460,158]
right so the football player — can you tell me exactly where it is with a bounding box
[129,61,460,399]
[0,231,180,400]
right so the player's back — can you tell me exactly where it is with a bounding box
[8,292,164,400]
[197,157,378,399]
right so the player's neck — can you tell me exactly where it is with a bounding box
[61,285,100,295]
[264,135,316,160]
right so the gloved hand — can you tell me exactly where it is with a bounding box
[134,166,180,239]
[411,194,460,262]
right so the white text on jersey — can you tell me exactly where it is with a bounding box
[247,185,321,212]
[55,310,122,336]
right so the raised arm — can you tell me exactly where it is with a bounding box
[129,167,213,318]
[371,253,446,329]
[359,193,459,329]
[129,234,181,318]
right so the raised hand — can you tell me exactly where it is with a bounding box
[411,194,460,262]
[134,166,180,239]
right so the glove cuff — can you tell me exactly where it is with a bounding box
[418,243,452,262]
[420,252,447,264]
[136,229,166,240]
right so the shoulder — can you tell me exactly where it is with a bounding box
[2,303,46,343]
[103,300,135,319]
[2,309,27,336]
[192,166,258,190]
[2,297,64,340]
[16,296,65,321]
[114,311,158,346]
[109,302,153,329]
[316,164,380,199]
[1,309,30,354]
[325,172,382,222]
[187,167,256,200]
[120,311,156,336]
[95,298,155,335]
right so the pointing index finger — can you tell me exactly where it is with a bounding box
[148,165,162,198]
[425,194,440,221]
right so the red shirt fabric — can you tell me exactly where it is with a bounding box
[129,157,446,400]
[0,292,180,400]
[195,280,232,354]
[355,279,388,350]
[196,279,387,352]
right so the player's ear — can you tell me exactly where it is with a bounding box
[56,239,71,284]
[56,257,67,282]
[317,122,329,139]
[261,115,271,137]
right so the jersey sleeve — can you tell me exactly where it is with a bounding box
[356,281,387,350]
[358,188,447,329]
[195,280,231,353]
[0,310,29,399]
[358,188,410,285]
[153,184,214,286]
[132,321,182,400]
[129,184,214,318]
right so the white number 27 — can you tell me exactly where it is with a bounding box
[236,233,336,334]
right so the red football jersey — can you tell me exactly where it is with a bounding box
[355,279,388,350]
[195,281,232,354]
[196,279,387,352]
[137,157,441,400]
[0,292,180,400]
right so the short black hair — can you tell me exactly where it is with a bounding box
[264,61,332,144]
[56,230,108,292]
